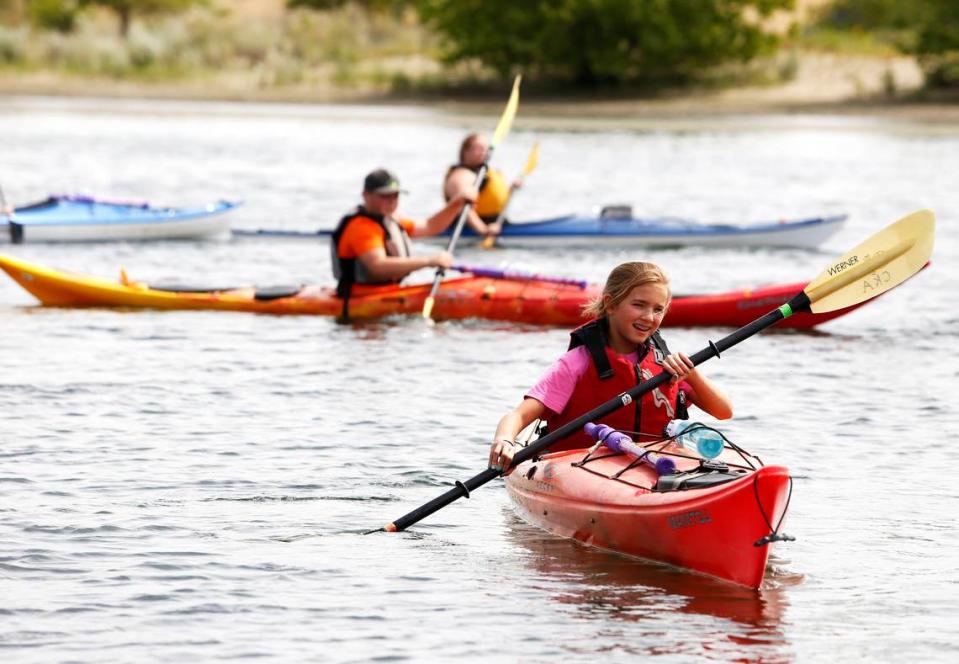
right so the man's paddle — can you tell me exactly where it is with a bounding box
[478,141,540,249]
[421,75,521,322]
[379,209,935,533]
[451,263,587,288]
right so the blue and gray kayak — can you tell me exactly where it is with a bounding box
[234,207,847,249]
[433,207,849,249]
[3,194,240,243]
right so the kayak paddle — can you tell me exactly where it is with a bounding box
[421,75,521,322]
[451,263,587,288]
[378,209,935,533]
[233,228,331,239]
[479,141,540,249]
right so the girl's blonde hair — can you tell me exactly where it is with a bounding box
[582,261,671,319]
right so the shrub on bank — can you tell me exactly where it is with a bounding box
[814,0,959,89]
[0,25,26,64]
[0,3,434,87]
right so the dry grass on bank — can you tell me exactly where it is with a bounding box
[0,2,443,92]
[0,0,951,120]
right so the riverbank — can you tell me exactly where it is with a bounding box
[3,51,958,127]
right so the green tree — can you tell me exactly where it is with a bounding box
[416,0,794,86]
[819,0,920,30]
[914,0,959,55]
[80,0,203,37]
[820,0,959,87]
[26,0,79,32]
[913,1,959,87]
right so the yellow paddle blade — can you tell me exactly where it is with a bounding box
[804,209,935,313]
[422,295,436,321]
[490,75,521,149]
[523,140,540,176]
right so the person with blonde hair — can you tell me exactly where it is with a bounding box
[489,261,733,471]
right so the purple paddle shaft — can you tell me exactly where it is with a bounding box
[452,264,588,289]
[584,422,676,476]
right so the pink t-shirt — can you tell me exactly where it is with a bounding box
[526,346,694,415]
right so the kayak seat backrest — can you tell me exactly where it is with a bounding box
[149,282,240,293]
[145,283,301,299]
[254,285,302,301]
[599,204,633,220]
[654,469,750,492]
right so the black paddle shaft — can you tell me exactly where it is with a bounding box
[383,291,811,533]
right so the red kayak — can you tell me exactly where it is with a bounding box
[505,440,791,588]
[0,253,876,329]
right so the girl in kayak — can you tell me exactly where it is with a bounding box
[443,133,516,238]
[489,261,733,471]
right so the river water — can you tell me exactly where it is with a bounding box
[1,95,957,662]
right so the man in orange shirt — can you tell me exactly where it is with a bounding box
[331,168,476,317]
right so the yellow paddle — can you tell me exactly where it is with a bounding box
[377,209,935,533]
[422,75,521,323]
[479,141,540,249]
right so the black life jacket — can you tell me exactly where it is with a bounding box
[330,207,412,319]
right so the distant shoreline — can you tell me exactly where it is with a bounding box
[3,59,959,128]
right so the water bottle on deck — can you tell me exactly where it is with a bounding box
[665,420,725,460]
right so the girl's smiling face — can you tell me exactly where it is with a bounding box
[604,283,670,353]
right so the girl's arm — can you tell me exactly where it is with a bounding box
[489,397,547,471]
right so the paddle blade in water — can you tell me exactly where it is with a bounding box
[491,75,521,149]
[803,209,935,313]
[422,295,436,321]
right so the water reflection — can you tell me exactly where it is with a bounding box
[506,517,791,649]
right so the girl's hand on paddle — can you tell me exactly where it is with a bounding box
[489,438,517,474]
[662,352,695,382]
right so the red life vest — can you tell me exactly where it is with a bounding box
[544,318,685,452]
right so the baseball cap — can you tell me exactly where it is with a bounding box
[363,169,407,195]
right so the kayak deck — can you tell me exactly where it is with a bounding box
[435,213,848,249]
[505,443,791,588]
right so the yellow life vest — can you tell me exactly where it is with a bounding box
[475,168,510,219]
[446,166,511,220]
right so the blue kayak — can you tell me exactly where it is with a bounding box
[234,206,847,249]
[3,194,240,243]
[435,207,849,249]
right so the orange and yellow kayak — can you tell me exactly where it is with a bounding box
[0,252,868,328]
